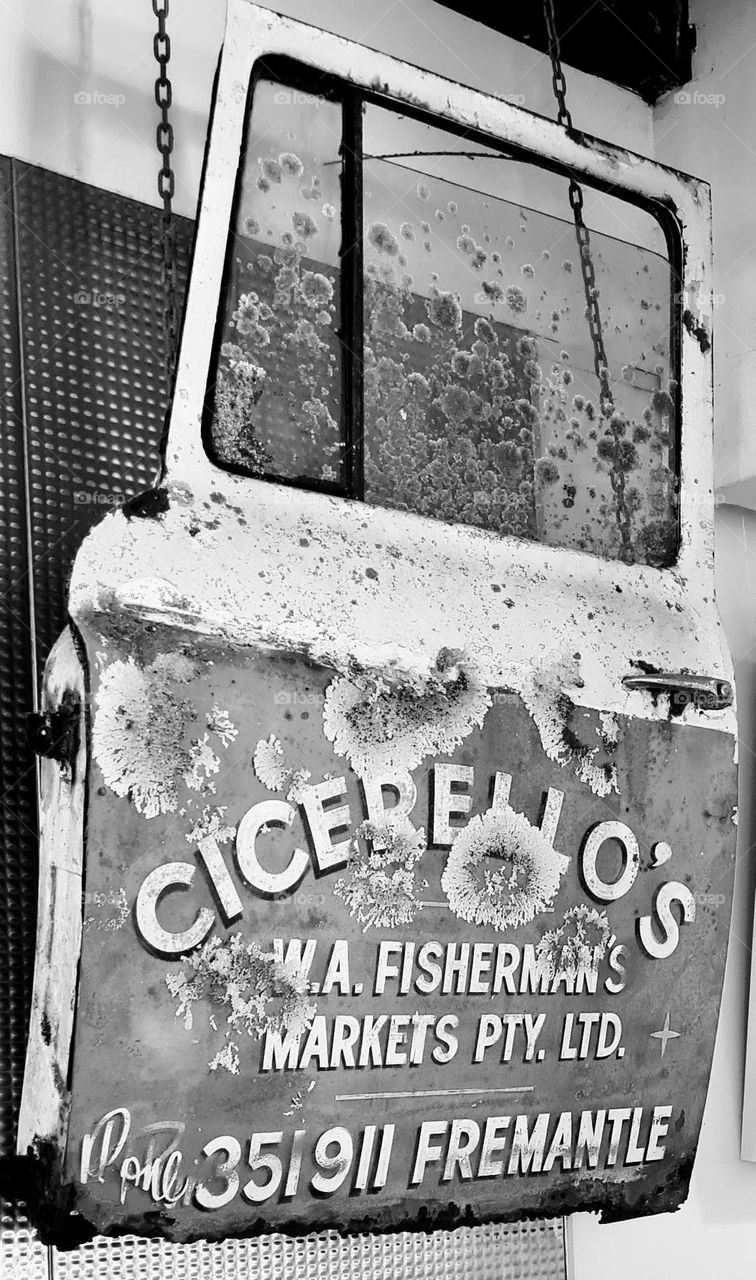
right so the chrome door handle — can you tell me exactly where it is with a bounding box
[622,672,733,712]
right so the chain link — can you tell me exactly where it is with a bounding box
[153,0,178,378]
[542,0,633,551]
[542,0,572,131]
[542,0,614,421]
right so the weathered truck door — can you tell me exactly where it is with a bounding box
[18,0,736,1245]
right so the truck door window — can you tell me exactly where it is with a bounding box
[207,76,345,487]
[206,66,678,567]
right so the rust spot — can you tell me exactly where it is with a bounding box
[0,1141,95,1249]
[682,308,711,355]
[123,488,170,521]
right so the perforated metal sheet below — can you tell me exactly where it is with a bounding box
[46,1221,565,1280]
[2,1221,568,1279]
[0,1225,49,1280]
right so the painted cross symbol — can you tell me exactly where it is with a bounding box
[651,1011,680,1058]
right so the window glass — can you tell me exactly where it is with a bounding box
[206,77,345,486]
[206,71,678,568]
[361,104,677,566]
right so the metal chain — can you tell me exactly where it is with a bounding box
[542,0,614,423]
[542,0,572,131]
[542,0,633,552]
[153,0,178,379]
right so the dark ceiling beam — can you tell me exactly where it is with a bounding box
[436,2,694,103]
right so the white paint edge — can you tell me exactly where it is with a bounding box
[17,627,86,1158]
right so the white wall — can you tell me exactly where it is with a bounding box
[0,0,653,217]
[654,0,756,505]
[4,1,756,1277]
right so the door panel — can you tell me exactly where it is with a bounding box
[16,0,735,1248]
[60,630,735,1236]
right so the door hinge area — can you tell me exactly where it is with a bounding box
[622,672,733,714]
[28,700,80,764]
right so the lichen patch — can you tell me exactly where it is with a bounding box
[83,887,129,933]
[334,818,425,931]
[520,664,619,798]
[184,732,221,794]
[94,656,195,817]
[536,904,611,979]
[442,807,569,931]
[93,654,235,817]
[209,1042,240,1075]
[323,647,490,775]
[206,706,238,748]
[185,805,236,846]
[253,733,312,801]
[166,934,316,1073]
[253,734,289,790]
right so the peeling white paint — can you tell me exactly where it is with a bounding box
[72,466,735,813]
[599,710,620,746]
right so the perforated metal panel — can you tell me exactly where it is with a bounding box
[0,159,192,1248]
[0,1222,49,1280]
[0,159,568,1278]
[11,162,188,676]
[0,155,44,1239]
[0,1221,566,1280]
